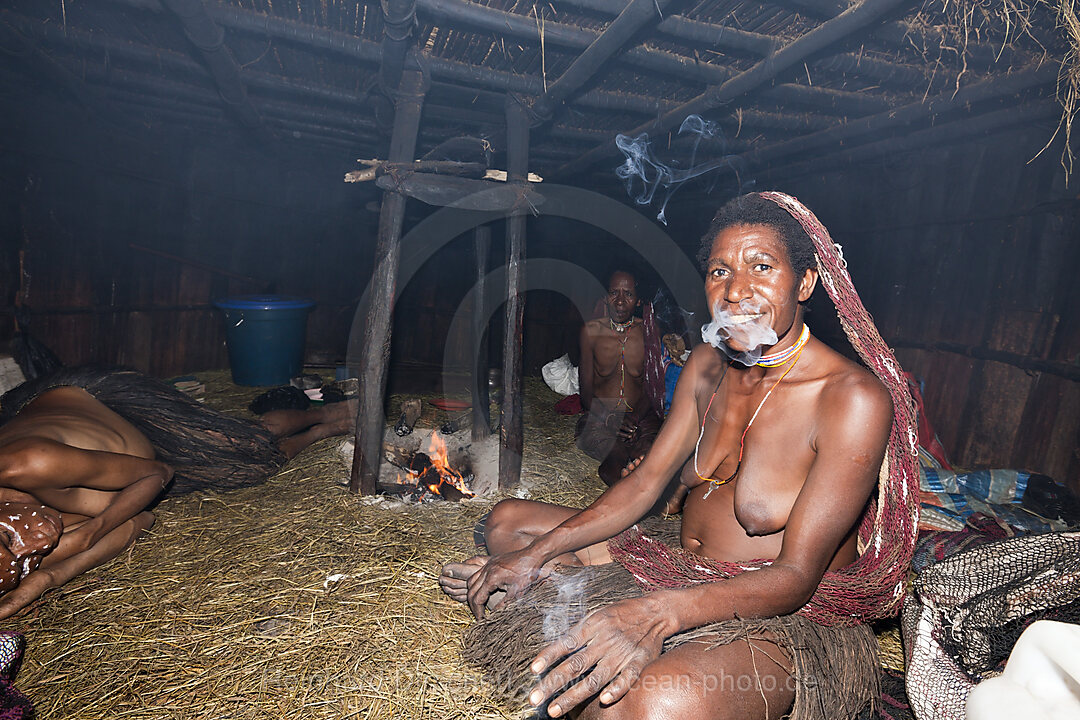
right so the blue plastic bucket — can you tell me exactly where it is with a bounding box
[213,295,315,386]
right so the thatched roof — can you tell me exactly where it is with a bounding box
[0,0,1071,182]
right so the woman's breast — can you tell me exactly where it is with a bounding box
[679,481,788,562]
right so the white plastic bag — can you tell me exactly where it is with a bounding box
[541,354,579,396]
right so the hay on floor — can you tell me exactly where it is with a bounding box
[2,373,601,719]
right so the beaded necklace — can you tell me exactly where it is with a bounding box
[610,318,634,411]
[695,325,809,499]
[755,324,810,367]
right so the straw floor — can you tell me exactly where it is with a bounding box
[1,372,904,718]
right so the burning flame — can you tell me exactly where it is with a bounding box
[425,432,474,498]
[396,432,474,499]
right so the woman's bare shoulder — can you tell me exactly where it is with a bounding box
[683,343,728,389]
[819,353,893,429]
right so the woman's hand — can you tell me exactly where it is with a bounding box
[527,596,675,717]
[465,548,547,619]
[616,414,640,443]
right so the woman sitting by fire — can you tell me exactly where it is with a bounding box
[439,192,919,720]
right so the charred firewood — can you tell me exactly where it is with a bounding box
[435,482,467,502]
[408,451,432,475]
[381,442,415,469]
[376,481,425,500]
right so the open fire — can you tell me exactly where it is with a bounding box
[382,431,475,502]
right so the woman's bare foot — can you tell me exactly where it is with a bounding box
[261,399,358,439]
[438,556,489,603]
[319,399,358,434]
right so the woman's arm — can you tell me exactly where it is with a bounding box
[1,438,170,561]
[0,511,155,620]
[466,349,713,617]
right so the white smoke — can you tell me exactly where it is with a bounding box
[615,115,750,226]
[541,570,587,642]
[700,298,778,366]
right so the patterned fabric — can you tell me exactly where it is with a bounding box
[917,467,1070,534]
[0,633,34,719]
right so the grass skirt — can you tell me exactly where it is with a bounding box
[464,552,879,719]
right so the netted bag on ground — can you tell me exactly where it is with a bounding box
[902,531,1080,720]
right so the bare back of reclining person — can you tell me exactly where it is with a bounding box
[439,194,893,720]
[0,385,357,619]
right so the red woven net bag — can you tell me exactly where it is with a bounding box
[610,191,921,626]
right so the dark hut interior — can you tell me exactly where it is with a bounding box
[0,0,1078,716]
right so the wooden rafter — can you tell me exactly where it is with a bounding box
[530,0,676,121]
[106,0,900,118]
[744,63,1057,169]
[158,0,274,144]
[379,0,416,95]
[556,0,918,177]
[767,100,1061,182]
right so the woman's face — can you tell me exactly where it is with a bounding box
[0,503,63,592]
[605,271,639,324]
[702,223,817,356]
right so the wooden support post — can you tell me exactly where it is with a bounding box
[471,225,492,441]
[350,69,427,494]
[498,97,529,490]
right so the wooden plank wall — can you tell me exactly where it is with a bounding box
[778,125,1079,489]
[1,97,373,378]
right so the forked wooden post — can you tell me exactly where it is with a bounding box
[498,96,529,489]
[350,69,427,494]
[471,224,492,441]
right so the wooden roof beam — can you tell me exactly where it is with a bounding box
[0,14,118,124]
[765,99,1060,182]
[13,7,870,145]
[768,0,1015,69]
[158,0,274,144]
[558,0,934,88]
[556,0,918,177]
[408,0,898,108]
[742,63,1056,168]
[101,0,895,116]
[552,0,778,55]
[530,0,677,121]
[110,0,899,115]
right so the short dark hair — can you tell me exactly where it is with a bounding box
[605,264,638,289]
[696,193,818,276]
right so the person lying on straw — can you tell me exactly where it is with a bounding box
[439,192,919,720]
[0,366,358,619]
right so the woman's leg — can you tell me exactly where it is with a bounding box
[439,499,613,603]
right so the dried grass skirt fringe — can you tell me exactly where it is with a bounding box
[464,561,879,720]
